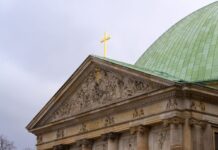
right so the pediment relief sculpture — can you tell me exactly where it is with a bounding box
[39,68,164,125]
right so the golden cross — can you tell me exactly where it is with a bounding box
[100,32,111,57]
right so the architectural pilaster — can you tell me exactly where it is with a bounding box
[53,144,69,150]
[81,139,93,150]
[183,118,192,150]
[203,123,213,150]
[104,132,119,150]
[164,117,184,150]
[130,125,149,150]
[189,118,206,150]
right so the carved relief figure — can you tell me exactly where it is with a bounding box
[56,129,64,139]
[104,116,115,127]
[79,123,87,133]
[166,98,178,110]
[132,108,145,119]
[44,68,161,123]
[190,100,205,111]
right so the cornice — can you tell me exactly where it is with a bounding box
[29,86,177,134]
[27,55,175,132]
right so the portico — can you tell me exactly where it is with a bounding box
[27,2,218,150]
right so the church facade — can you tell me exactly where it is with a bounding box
[27,2,218,150]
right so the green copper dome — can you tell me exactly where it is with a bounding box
[135,2,218,82]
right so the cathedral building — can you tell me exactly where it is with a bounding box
[27,2,218,150]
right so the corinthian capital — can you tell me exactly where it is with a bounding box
[77,139,93,149]
[101,132,120,141]
[189,118,207,128]
[53,144,68,150]
[163,117,184,127]
[130,125,149,135]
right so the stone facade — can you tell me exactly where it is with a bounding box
[26,56,218,150]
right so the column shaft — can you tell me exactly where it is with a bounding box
[81,140,92,150]
[82,145,91,150]
[183,119,192,150]
[53,144,68,150]
[108,138,118,150]
[193,125,203,150]
[136,126,149,150]
[170,124,183,150]
[203,123,213,150]
[165,117,183,150]
[106,133,119,150]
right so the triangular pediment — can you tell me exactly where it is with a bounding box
[27,56,173,131]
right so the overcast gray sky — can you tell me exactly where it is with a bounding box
[0,0,217,149]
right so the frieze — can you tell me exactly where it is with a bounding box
[190,100,205,111]
[37,135,43,144]
[166,98,178,110]
[79,123,87,133]
[104,115,115,127]
[132,108,145,119]
[56,129,64,139]
[42,68,163,124]
[39,98,174,144]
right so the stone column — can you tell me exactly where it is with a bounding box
[106,132,119,150]
[203,123,213,150]
[137,125,149,150]
[164,117,184,150]
[130,125,149,150]
[81,139,93,150]
[183,118,192,150]
[53,144,69,150]
[192,125,202,150]
[189,118,206,150]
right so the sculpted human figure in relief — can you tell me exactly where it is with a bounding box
[47,68,160,123]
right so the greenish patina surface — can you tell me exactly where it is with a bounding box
[135,2,218,83]
[95,2,218,84]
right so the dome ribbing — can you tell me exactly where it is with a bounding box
[135,2,218,82]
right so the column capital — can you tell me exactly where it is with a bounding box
[130,125,149,135]
[77,139,93,149]
[101,132,120,141]
[163,116,184,127]
[189,118,207,128]
[53,144,69,150]
[132,125,149,150]
[107,132,120,140]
